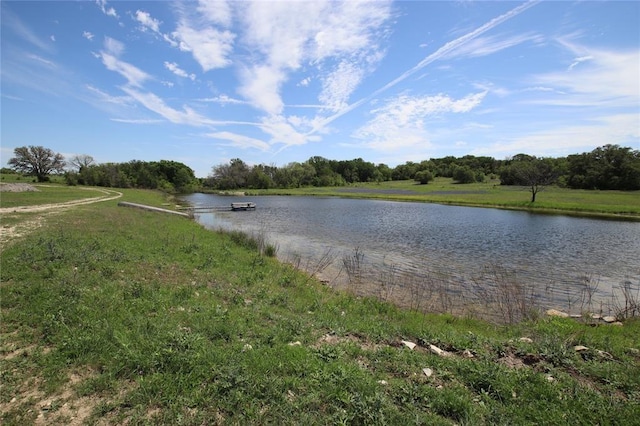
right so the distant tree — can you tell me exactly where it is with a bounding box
[8,145,65,182]
[392,161,418,180]
[510,158,559,202]
[452,166,476,184]
[566,145,640,190]
[68,154,95,171]
[414,170,434,184]
[209,158,251,190]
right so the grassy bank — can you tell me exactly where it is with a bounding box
[2,188,639,424]
[248,178,640,220]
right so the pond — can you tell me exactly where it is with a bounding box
[182,193,640,318]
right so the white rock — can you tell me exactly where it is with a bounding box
[422,368,433,377]
[602,316,617,323]
[288,341,302,346]
[377,380,388,385]
[401,340,417,350]
[546,309,569,318]
[242,344,253,352]
[574,345,589,352]
[429,344,452,357]
[597,350,613,360]
[462,349,474,358]
[519,337,533,343]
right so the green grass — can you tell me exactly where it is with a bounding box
[249,178,640,220]
[0,185,113,208]
[1,189,639,424]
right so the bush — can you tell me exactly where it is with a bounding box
[414,170,434,184]
[452,166,475,184]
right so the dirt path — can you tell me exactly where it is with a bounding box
[0,187,122,247]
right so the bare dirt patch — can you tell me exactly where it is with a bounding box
[0,183,40,192]
[0,187,122,248]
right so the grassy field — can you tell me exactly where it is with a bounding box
[1,186,639,424]
[248,178,640,220]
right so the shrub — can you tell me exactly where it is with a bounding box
[414,170,434,184]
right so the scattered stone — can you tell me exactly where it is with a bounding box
[612,321,623,326]
[590,313,602,320]
[429,344,452,358]
[377,380,388,386]
[288,341,302,347]
[596,350,613,360]
[422,368,433,377]
[574,345,589,352]
[546,374,555,382]
[519,337,533,343]
[242,344,253,352]
[401,340,417,350]
[546,309,569,318]
[602,316,617,323]
[462,349,474,358]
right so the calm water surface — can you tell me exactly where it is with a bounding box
[183,194,639,310]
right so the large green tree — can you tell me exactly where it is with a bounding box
[566,145,640,190]
[502,157,559,202]
[8,146,65,182]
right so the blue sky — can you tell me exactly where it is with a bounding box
[2,1,638,178]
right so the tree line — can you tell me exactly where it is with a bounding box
[5,146,198,193]
[206,144,639,193]
[6,144,639,195]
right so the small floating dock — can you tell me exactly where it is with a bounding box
[178,201,257,213]
[231,202,256,211]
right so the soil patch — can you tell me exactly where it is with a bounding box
[0,183,40,192]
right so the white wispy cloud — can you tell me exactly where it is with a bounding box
[121,86,214,127]
[319,60,366,112]
[164,61,195,81]
[83,31,94,41]
[96,0,118,19]
[353,91,487,151]
[85,84,132,105]
[259,115,321,147]
[568,55,593,71]
[197,95,247,105]
[195,0,233,27]
[99,37,149,87]
[532,42,639,108]
[310,0,539,134]
[205,131,270,150]
[441,32,543,60]
[477,113,640,158]
[236,1,392,116]
[27,54,56,68]
[135,10,162,33]
[172,24,235,72]
[110,118,164,124]
[237,64,286,115]
[170,2,235,73]
[3,8,53,52]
